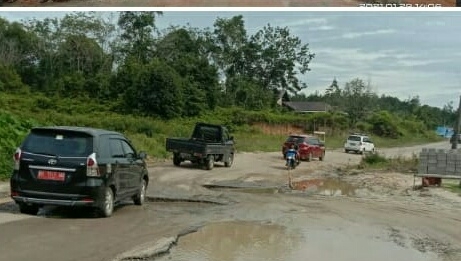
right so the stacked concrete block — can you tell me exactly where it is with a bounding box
[446,151,457,175]
[418,148,461,176]
[426,148,438,174]
[455,153,461,176]
[436,149,447,174]
[418,148,428,174]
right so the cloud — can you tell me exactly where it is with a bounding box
[313,47,399,63]
[425,20,446,26]
[394,59,449,67]
[279,17,329,27]
[341,29,396,39]
[275,17,335,33]
[308,25,335,31]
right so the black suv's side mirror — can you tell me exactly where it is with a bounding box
[138,151,147,160]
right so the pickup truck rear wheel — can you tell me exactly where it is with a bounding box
[205,155,214,170]
[224,153,234,167]
[173,153,181,166]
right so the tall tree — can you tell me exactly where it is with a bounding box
[342,78,374,126]
[117,11,162,64]
[155,27,220,111]
[249,24,315,95]
[121,58,184,119]
[210,15,248,80]
[325,77,342,108]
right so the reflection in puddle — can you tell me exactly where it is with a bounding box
[157,222,439,261]
[156,221,302,261]
[288,229,438,261]
[291,178,357,196]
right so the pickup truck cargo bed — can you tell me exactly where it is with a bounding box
[165,123,235,170]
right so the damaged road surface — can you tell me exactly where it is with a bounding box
[1,141,461,261]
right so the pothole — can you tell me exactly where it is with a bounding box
[148,221,441,261]
[152,221,302,261]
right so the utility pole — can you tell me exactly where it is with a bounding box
[454,95,461,149]
[458,96,461,188]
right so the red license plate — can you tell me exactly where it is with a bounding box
[37,170,65,181]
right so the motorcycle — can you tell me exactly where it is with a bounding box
[286,154,299,170]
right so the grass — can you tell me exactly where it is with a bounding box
[442,181,461,195]
[0,92,445,181]
[357,152,419,173]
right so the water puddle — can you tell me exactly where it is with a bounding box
[155,221,440,261]
[154,221,302,261]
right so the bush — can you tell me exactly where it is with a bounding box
[0,111,38,180]
[367,110,402,138]
[361,152,388,165]
[358,152,419,173]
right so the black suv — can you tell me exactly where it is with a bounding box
[10,126,149,217]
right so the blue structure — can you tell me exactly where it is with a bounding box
[436,126,454,138]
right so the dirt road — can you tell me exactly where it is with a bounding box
[1,140,461,261]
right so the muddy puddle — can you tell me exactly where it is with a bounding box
[203,178,358,197]
[155,221,440,261]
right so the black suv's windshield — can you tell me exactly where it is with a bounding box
[22,130,93,157]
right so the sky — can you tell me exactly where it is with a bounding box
[1,11,460,109]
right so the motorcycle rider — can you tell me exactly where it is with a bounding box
[285,144,299,167]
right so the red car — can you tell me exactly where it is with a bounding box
[282,134,325,161]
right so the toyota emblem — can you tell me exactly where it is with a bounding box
[48,158,57,165]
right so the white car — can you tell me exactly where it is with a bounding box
[344,134,375,154]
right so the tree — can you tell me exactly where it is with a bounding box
[342,78,375,126]
[0,18,39,88]
[442,101,456,127]
[207,16,315,108]
[210,15,248,80]
[155,27,220,111]
[120,58,184,119]
[325,77,342,108]
[249,24,315,95]
[117,11,162,64]
[24,13,115,94]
